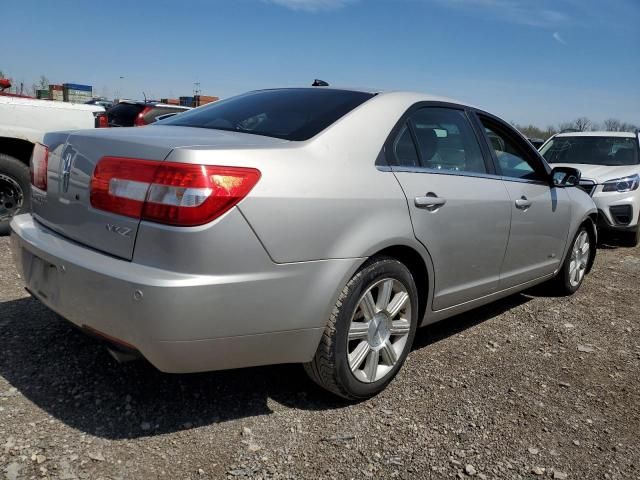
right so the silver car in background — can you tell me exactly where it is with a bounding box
[11,88,597,399]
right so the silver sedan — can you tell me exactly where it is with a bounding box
[11,88,597,399]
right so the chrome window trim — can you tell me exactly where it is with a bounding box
[378,164,553,186]
[379,164,502,181]
[499,176,551,186]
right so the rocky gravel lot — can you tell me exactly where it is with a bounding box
[1,234,639,480]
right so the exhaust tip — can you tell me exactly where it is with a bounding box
[106,347,140,364]
[81,325,142,363]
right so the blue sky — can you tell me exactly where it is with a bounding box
[3,0,639,127]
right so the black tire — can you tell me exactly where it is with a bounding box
[0,153,31,236]
[549,225,593,295]
[304,257,419,400]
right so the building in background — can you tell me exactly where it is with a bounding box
[63,83,92,103]
[49,84,63,101]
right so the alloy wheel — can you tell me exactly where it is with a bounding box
[569,230,590,287]
[347,278,412,383]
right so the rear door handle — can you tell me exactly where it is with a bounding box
[415,193,446,211]
[515,196,532,210]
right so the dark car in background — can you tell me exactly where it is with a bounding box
[107,101,191,127]
[528,138,544,149]
[85,98,114,110]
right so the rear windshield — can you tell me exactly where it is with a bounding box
[107,103,144,127]
[540,136,639,166]
[157,89,375,141]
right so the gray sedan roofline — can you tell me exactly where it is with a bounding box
[244,86,383,95]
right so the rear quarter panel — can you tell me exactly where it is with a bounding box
[166,93,425,264]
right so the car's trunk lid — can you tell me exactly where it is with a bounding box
[34,126,287,260]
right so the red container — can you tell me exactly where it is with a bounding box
[194,95,219,106]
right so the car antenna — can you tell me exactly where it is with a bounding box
[143,91,147,102]
[312,79,329,87]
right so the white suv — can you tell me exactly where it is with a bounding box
[541,131,640,246]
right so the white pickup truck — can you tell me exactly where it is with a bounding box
[0,95,105,234]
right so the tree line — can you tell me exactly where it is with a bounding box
[512,117,639,141]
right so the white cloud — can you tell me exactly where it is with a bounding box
[434,0,570,28]
[552,31,567,45]
[264,0,355,12]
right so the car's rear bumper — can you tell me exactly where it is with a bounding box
[10,214,361,373]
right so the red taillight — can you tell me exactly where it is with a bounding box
[30,143,49,190]
[134,106,152,126]
[90,157,261,226]
[95,112,109,128]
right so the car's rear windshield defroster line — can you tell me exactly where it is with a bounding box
[157,89,375,141]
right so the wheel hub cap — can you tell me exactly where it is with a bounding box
[368,313,391,348]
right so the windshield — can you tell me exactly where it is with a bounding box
[540,136,639,166]
[157,88,375,141]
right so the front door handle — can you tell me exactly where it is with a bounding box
[515,196,532,210]
[415,193,446,211]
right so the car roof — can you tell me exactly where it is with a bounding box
[254,86,382,95]
[251,87,476,109]
[554,131,637,138]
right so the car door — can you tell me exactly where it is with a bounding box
[475,113,571,288]
[387,105,512,311]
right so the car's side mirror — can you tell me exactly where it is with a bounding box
[551,166,581,187]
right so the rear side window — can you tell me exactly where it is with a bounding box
[393,125,419,167]
[392,107,487,174]
[107,103,144,127]
[158,89,374,141]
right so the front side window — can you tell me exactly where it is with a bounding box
[392,107,487,174]
[158,88,374,141]
[540,136,640,166]
[480,118,543,180]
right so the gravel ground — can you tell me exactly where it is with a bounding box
[1,234,639,480]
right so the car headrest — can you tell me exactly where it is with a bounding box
[418,129,438,161]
